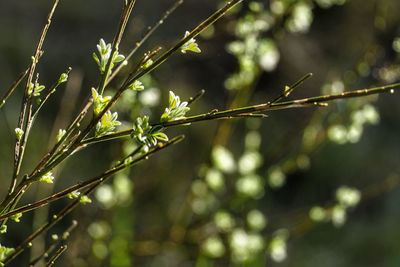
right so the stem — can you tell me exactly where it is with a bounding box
[98,0,136,95]
[0,136,184,221]
[32,68,72,121]
[26,0,243,184]
[81,82,400,146]
[45,245,67,267]
[3,193,90,266]
[107,0,184,84]
[270,73,313,104]
[34,99,93,176]
[29,220,77,266]
[125,0,243,87]
[0,67,29,109]
[2,137,182,266]
[8,0,60,196]
[34,0,185,172]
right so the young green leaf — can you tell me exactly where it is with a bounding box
[127,80,145,91]
[181,31,201,54]
[161,91,190,122]
[15,128,24,141]
[92,88,112,115]
[95,111,122,137]
[40,172,55,184]
[131,116,169,148]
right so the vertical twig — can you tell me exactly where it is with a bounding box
[107,0,184,84]
[98,0,137,94]
[8,0,61,196]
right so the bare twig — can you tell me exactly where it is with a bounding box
[107,0,184,84]
[0,67,29,109]
[45,245,67,267]
[29,220,78,267]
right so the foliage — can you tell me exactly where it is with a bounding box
[0,0,399,266]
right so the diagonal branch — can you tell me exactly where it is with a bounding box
[0,136,184,222]
[80,82,400,146]
[107,0,184,84]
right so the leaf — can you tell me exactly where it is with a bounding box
[127,80,145,91]
[181,31,201,54]
[11,213,22,223]
[79,195,92,205]
[153,132,169,142]
[15,128,24,141]
[40,172,55,184]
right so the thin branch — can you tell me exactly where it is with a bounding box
[32,67,72,120]
[0,67,29,109]
[156,82,400,127]
[98,0,137,95]
[3,195,90,265]
[270,73,313,104]
[0,136,184,221]
[26,1,137,180]
[45,245,67,267]
[128,46,163,81]
[29,220,78,267]
[80,82,400,146]
[25,0,243,186]
[125,0,243,87]
[31,99,93,178]
[8,0,60,196]
[0,52,44,110]
[107,0,184,84]
[2,137,183,266]
[188,89,206,106]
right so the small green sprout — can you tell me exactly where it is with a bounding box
[40,172,55,184]
[67,191,81,199]
[56,129,66,142]
[92,39,125,74]
[79,195,92,205]
[0,245,15,265]
[95,111,121,137]
[11,213,22,223]
[28,82,46,97]
[181,31,201,54]
[131,116,169,149]
[57,72,69,84]
[0,225,7,235]
[141,58,153,69]
[160,91,190,122]
[91,88,112,115]
[15,128,24,141]
[127,80,145,91]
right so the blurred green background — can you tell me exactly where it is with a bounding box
[0,0,400,266]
